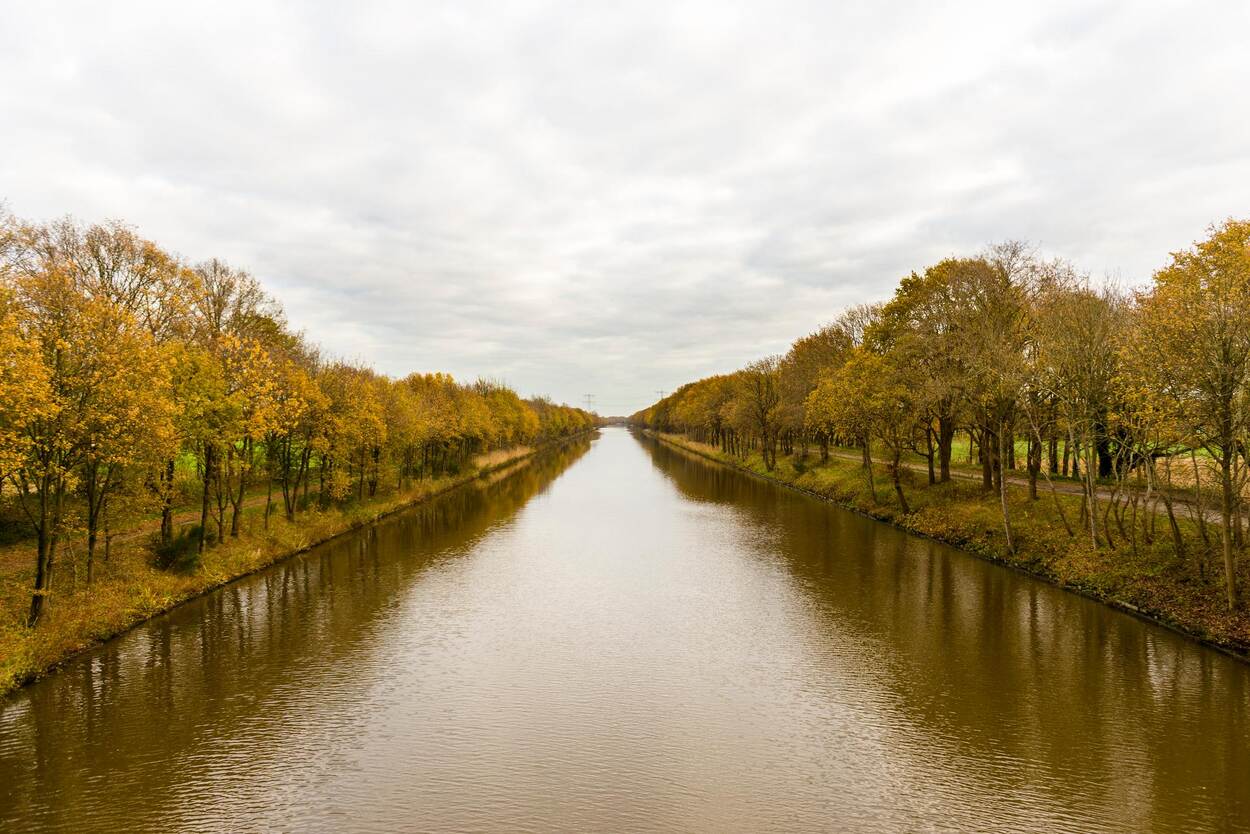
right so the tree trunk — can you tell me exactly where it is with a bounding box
[979,427,994,490]
[1085,435,1099,549]
[199,444,214,554]
[299,447,311,510]
[1221,453,1238,610]
[214,465,227,543]
[318,453,327,506]
[863,437,877,502]
[104,503,112,562]
[1189,450,1210,575]
[230,438,249,537]
[892,448,910,514]
[161,458,175,544]
[85,462,100,585]
[27,475,61,627]
[29,525,53,627]
[938,413,954,483]
[1028,420,1073,537]
[265,454,274,531]
[999,423,1015,554]
[369,446,380,496]
[990,423,1003,492]
[1160,471,1185,561]
[1027,437,1040,500]
[925,427,935,485]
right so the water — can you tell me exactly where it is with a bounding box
[1,428,1247,832]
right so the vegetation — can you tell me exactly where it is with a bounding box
[0,210,596,690]
[633,220,1250,634]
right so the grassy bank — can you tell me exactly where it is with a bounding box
[651,431,1250,660]
[0,439,578,696]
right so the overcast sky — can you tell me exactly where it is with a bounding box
[2,1,1247,414]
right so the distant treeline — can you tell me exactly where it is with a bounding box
[633,220,1250,611]
[0,211,597,627]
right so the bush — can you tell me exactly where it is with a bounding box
[152,526,209,572]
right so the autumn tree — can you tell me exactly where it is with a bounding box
[4,259,175,620]
[262,338,319,523]
[1133,220,1250,609]
[1032,277,1126,547]
[779,322,854,459]
[0,286,51,491]
[739,357,783,470]
[868,261,970,482]
[806,349,883,500]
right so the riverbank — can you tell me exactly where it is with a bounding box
[0,434,595,696]
[648,431,1250,661]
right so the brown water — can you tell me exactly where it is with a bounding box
[1,428,1248,832]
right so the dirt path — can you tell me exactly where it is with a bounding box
[112,490,277,546]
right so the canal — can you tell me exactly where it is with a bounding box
[1,428,1247,832]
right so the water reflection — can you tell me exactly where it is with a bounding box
[0,437,593,831]
[645,434,1250,831]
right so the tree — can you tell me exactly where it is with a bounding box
[869,261,970,482]
[953,246,1033,553]
[806,349,883,501]
[6,261,170,622]
[75,310,173,581]
[0,286,51,489]
[219,334,281,535]
[170,344,235,554]
[740,357,783,470]
[1133,220,1250,609]
[779,323,855,459]
[185,260,279,545]
[1032,277,1126,547]
[272,357,325,520]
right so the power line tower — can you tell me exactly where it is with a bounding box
[583,393,596,411]
[655,389,667,400]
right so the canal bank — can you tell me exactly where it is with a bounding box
[0,431,599,696]
[646,430,1250,663]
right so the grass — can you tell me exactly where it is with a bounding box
[0,445,541,696]
[656,432,1250,659]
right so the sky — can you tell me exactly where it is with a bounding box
[2,1,1247,415]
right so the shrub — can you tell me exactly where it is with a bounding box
[152,526,209,572]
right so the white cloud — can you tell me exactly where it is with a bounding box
[2,0,1247,413]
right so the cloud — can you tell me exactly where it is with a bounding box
[2,0,1247,413]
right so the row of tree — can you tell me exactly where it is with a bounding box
[633,220,1250,610]
[0,212,597,627]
